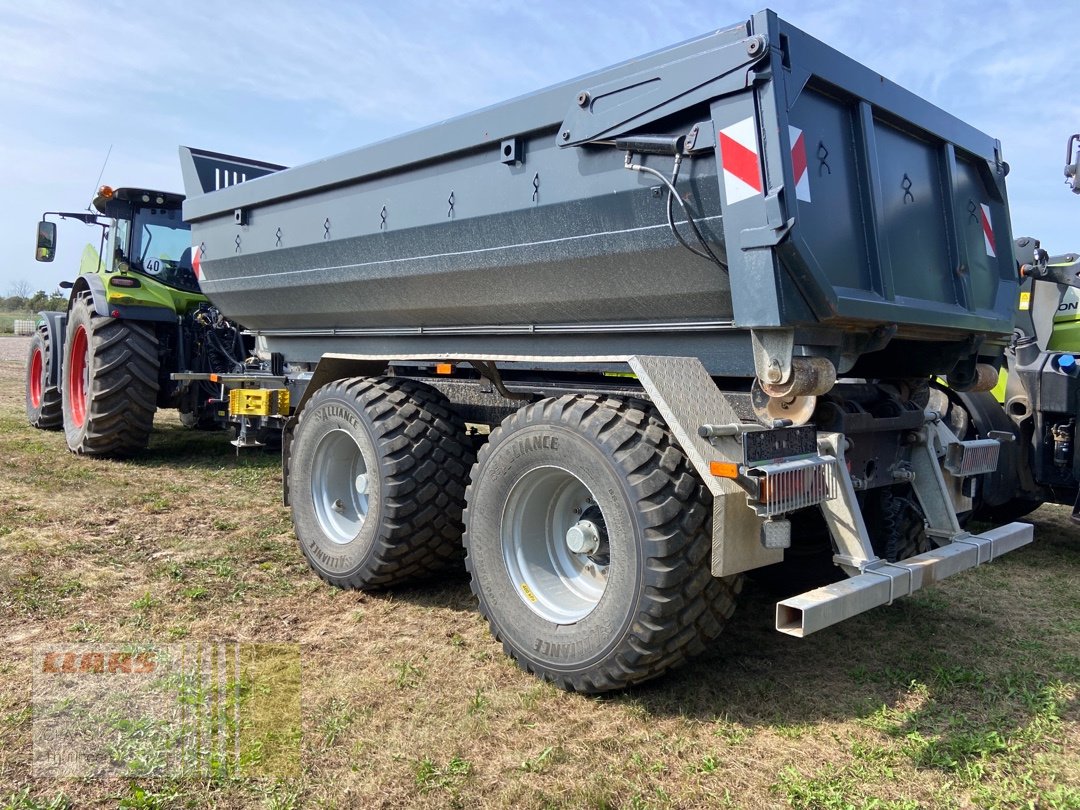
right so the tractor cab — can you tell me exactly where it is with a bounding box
[92,186,199,293]
[35,185,200,294]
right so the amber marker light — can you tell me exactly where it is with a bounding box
[709,461,739,479]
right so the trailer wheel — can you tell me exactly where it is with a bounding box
[289,377,473,588]
[26,325,63,430]
[865,486,929,563]
[61,293,159,456]
[463,395,741,693]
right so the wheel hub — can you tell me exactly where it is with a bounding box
[311,428,372,544]
[29,347,43,408]
[68,325,89,429]
[502,465,609,623]
[565,520,600,555]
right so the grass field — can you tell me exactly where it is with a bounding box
[0,336,1077,809]
[0,313,35,335]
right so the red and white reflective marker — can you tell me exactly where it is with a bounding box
[789,126,811,202]
[979,203,996,258]
[192,246,202,280]
[718,119,812,204]
[717,118,763,204]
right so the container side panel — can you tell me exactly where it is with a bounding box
[954,157,1004,313]
[786,88,871,294]
[195,134,733,332]
[872,122,954,304]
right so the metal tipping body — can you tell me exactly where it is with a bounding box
[180,9,1016,388]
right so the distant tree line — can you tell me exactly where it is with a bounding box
[1,289,69,312]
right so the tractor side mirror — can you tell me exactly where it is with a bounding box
[35,221,56,263]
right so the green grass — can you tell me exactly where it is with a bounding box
[0,312,35,335]
[0,356,1077,808]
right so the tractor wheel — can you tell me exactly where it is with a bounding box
[61,294,159,456]
[288,376,473,589]
[26,325,62,430]
[463,394,742,693]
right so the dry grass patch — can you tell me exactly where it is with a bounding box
[0,355,1077,808]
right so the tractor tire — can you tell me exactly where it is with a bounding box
[26,325,62,430]
[61,293,159,456]
[463,394,742,693]
[288,376,473,589]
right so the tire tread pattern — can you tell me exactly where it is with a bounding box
[291,376,473,589]
[64,293,158,456]
[26,325,62,430]
[464,394,742,693]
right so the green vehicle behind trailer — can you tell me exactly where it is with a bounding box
[931,136,1080,524]
[933,246,1080,523]
[27,184,249,455]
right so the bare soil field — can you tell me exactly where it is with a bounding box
[0,347,1077,809]
[0,336,30,363]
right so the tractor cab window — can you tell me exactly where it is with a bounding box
[129,207,199,292]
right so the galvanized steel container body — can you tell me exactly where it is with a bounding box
[180,9,1016,375]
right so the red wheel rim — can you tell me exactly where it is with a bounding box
[69,325,88,428]
[29,346,43,408]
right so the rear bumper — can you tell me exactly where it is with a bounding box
[775,521,1034,637]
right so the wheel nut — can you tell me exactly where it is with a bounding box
[355,474,369,495]
[332,499,345,514]
[566,520,601,555]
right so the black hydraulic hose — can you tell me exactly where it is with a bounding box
[208,328,244,372]
[666,156,726,269]
[624,152,727,271]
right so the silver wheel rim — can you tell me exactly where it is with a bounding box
[311,428,372,544]
[502,465,609,623]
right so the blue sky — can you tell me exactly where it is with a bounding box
[0,0,1075,296]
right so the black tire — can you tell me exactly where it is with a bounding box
[749,509,839,596]
[979,497,1041,525]
[864,486,929,563]
[463,394,741,693]
[288,376,473,589]
[61,293,159,456]
[26,325,62,430]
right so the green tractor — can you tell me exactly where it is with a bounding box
[27,184,247,455]
[930,238,1080,524]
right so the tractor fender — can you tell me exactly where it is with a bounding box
[35,310,68,389]
[70,274,112,318]
[69,274,181,323]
